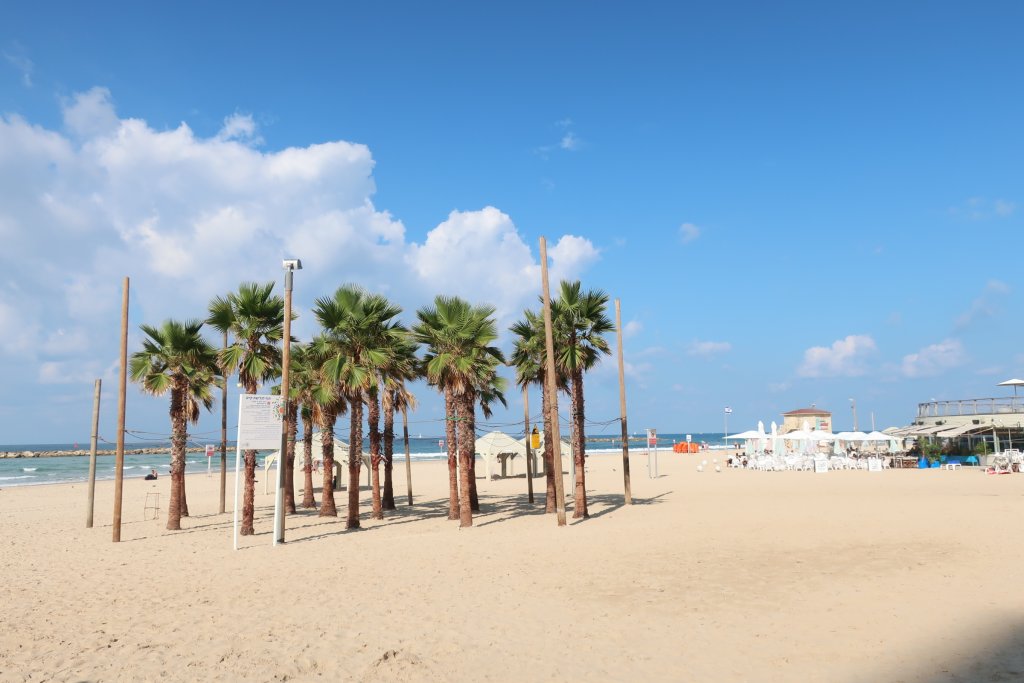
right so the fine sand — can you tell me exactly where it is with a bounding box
[2,451,1023,682]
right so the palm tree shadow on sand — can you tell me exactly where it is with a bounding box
[847,619,1024,683]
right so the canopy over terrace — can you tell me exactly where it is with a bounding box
[476,431,527,480]
[997,378,1024,396]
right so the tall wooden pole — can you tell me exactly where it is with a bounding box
[219,330,228,514]
[539,237,567,526]
[615,299,633,505]
[86,379,102,528]
[273,267,295,546]
[403,408,413,505]
[523,388,534,504]
[112,277,129,543]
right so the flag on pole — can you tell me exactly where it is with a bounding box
[724,407,733,414]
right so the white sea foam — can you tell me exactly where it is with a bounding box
[0,475,32,481]
[22,467,38,472]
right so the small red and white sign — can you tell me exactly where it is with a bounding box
[647,429,658,448]
[205,444,215,458]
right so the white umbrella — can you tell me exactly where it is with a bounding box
[725,430,762,440]
[757,420,766,454]
[998,378,1024,396]
[771,421,784,456]
[863,430,901,453]
[863,431,893,442]
[835,431,869,442]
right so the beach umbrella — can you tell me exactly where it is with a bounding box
[757,420,766,454]
[835,431,869,442]
[724,430,762,440]
[864,431,900,452]
[997,378,1024,396]
[771,421,784,456]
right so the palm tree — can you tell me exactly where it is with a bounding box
[314,285,404,529]
[273,343,322,513]
[468,361,508,510]
[206,282,284,536]
[129,319,220,531]
[383,383,417,510]
[414,296,504,527]
[510,309,559,512]
[381,338,419,511]
[552,280,613,519]
[179,368,219,517]
[288,344,319,509]
[306,337,346,517]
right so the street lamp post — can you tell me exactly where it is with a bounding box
[849,398,858,432]
[273,258,301,546]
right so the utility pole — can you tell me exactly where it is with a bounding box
[219,330,228,514]
[523,388,535,504]
[614,299,632,505]
[849,397,858,432]
[403,408,413,505]
[539,237,567,526]
[86,379,101,528]
[112,277,129,543]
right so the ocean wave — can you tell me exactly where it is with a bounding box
[0,475,33,481]
[22,467,38,472]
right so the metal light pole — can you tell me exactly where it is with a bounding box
[849,398,858,432]
[273,258,301,546]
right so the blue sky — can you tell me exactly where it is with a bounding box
[2,1,1022,444]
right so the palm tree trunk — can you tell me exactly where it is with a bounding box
[346,398,363,529]
[467,388,479,513]
[571,369,588,518]
[167,382,186,530]
[368,391,383,520]
[241,449,257,534]
[444,389,459,521]
[382,394,396,510]
[456,392,474,527]
[285,402,298,514]
[180,466,189,517]
[301,408,316,509]
[319,412,337,517]
[241,381,259,535]
[541,377,556,513]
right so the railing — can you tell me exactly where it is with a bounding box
[917,397,1024,418]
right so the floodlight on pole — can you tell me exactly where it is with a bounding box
[273,258,301,546]
[849,397,858,432]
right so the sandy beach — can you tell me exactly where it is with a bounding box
[2,450,1023,682]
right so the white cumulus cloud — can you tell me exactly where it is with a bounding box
[797,335,877,378]
[687,340,731,356]
[679,222,701,244]
[0,87,600,413]
[901,339,966,378]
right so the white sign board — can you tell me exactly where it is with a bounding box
[238,394,284,449]
[205,444,215,458]
[813,459,828,473]
[867,457,882,472]
[686,434,692,443]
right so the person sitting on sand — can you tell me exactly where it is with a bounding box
[144,469,158,480]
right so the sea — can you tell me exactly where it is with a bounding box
[0,432,728,488]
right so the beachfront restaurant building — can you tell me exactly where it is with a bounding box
[888,396,1024,457]
[781,407,832,434]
